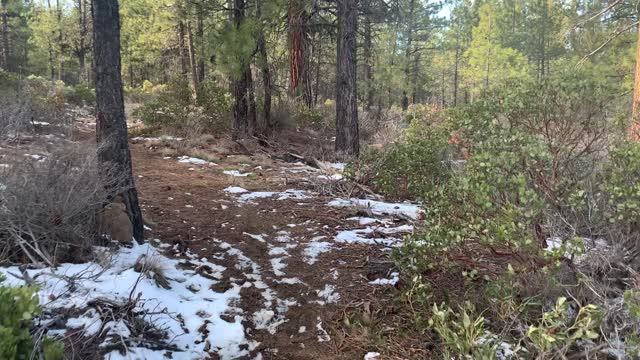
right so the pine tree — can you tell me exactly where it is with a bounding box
[92,0,144,243]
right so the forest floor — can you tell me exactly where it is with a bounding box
[129,133,422,359]
[0,117,428,359]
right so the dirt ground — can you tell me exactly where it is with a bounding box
[128,136,419,359]
[0,118,425,359]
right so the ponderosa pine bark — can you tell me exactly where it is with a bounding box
[186,21,199,101]
[288,0,312,108]
[92,0,144,242]
[362,0,374,110]
[256,0,272,131]
[0,6,8,70]
[232,0,250,139]
[335,0,359,157]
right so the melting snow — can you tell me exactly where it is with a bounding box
[328,198,423,220]
[223,170,252,177]
[369,272,400,285]
[178,156,217,166]
[224,186,248,193]
[0,243,255,359]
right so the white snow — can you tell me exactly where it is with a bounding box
[270,257,288,277]
[224,186,248,194]
[223,170,252,177]
[364,352,381,360]
[178,156,217,166]
[369,272,400,286]
[0,243,256,359]
[303,237,333,265]
[316,284,340,304]
[316,317,331,342]
[328,198,423,220]
[334,225,413,247]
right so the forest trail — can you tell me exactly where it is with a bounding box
[128,136,420,359]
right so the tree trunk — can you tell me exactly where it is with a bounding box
[363,1,374,110]
[178,21,188,76]
[196,5,205,83]
[256,0,272,131]
[335,0,359,158]
[453,40,459,106]
[246,66,256,134]
[56,0,64,81]
[402,0,416,111]
[186,21,199,101]
[232,0,250,139]
[288,0,312,108]
[0,6,8,70]
[77,0,88,84]
[92,0,144,243]
[632,20,640,135]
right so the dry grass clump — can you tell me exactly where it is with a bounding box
[0,141,127,266]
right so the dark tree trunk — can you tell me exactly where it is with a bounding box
[246,67,256,134]
[186,21,199,100]
[402,0,416,111]
[56,0,64,81]
[77,0,89,84]
[256,0,272,131]
[453,45,459,106]
[196,5,205,83]
[335,0,359,158]
[362,1,374,110]
[92,0,144,243]
[0,7,8,70]
[178,21,188,76]
[288,0,312,108]
[232,0,250,139]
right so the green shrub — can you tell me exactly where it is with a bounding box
[0,273,41,359]
[62,85,96,106]
[133,77,230,135]
[356,121,451,199]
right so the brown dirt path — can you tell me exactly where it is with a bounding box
[130,139,413,359]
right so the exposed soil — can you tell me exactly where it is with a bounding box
[129,137,416,359]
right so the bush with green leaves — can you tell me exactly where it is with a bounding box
[133,77,231,135]
[390,69,640,358]
[62,84,96,106]
[353,118,452,200]
[0,274,64,360]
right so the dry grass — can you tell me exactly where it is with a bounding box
[0,141,128,266]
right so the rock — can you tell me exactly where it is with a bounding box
[97,196,133,244]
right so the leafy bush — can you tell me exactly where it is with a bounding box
[133,78,231,135]
[0,273,40,359]
[0,274,65,360]
[355,120,451,199]
[62,84,96,106]
[389,69,639,358]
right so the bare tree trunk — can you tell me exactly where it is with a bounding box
[77,0,88,84]
[288,0,312,107]
[362,1,374,110]
[453,41,459,106]
[196,6,205,83]
[92,0,144,243]
[232,0,250,139]
[246,67,256,134]
[56,0,64,81]
[335,0,359,158]
[186,21,199,100]
[0,6,8,70]
[401,0,416,111]
[256,0,272,131]
[632,20,640,134]
[178,21,188,76]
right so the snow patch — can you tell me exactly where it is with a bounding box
[328,198,423,220]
